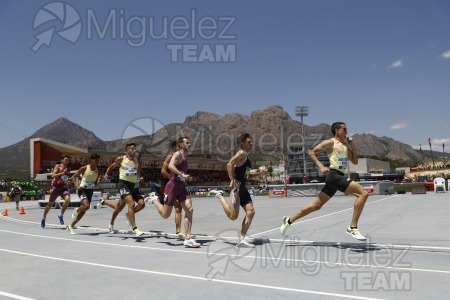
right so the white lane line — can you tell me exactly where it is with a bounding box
[0,216,217,240]
[252,196,399,236]
[0,291,35,300]
[1,229,449,275]
[0,248,382,300]
[0,229,207,255]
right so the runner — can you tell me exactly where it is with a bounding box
[67,153,102,235]
[280,122,369,241]
[41,154,72,228]
[159,141,184,240]
[103,143,145,236]
[145,137,200,247]
[210,133,266,247]
[10,185,22,210]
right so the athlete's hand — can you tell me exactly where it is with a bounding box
[183,174,193,182]
[229,179,238,190]
[320,166,330,175]
[346,136,353,144]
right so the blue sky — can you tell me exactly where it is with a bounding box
[0,0,449,153]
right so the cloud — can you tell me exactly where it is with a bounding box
[425,138,450,152]
[413,139,450,152]
[441,50,450,60]
[387,59,404,69]
[390,122,407,130]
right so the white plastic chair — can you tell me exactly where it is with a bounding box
[433,177,446,193]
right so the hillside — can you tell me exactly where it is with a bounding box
[0,106,433,178]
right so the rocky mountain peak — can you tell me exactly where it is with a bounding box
[0,105,430,178]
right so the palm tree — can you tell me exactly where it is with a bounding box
[443,143,446,166]
[268,166,273,181]
[429,138,435,167]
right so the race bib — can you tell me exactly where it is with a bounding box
[83,180,95,189]
[61,175,70,182]
[245,167,251,179]
[124,166,137,177]
[337,158,349,170]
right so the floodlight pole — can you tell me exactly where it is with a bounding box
[282,152,288,197]
[295,106,309,177]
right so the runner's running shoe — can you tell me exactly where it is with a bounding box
[280,216,291,235]
[346,227,366,241]
[183,238,200,248]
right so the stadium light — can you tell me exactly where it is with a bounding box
[295,106,309,176]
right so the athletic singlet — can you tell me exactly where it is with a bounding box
[235,156,251,183]
[170,152,188,181]
[327,139,349,173]
[52,165,71,188]
[119,156,138,183]
[80,165,98,189]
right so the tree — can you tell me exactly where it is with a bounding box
[268,166,273,180]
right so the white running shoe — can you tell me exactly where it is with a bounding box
[144,196,153,204]
[183,238,200,248]
[144,193,159,204]
[68,226,76,235]
[108,224,115,234]
[280,216,291,235]
[97,198,105,209]
[346,227,366,241]
[133,227,144,237]
[175,232,185,240]
[209,190,223,197]
[236,239,255,248]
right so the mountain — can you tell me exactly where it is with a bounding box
[352,134,422,162]
[0,117,105,178]
[31,117,106,149]
[0,106,432,178]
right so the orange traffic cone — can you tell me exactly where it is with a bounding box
[267,193,271,199]
[19,207,26,215]
[1,209,8,217]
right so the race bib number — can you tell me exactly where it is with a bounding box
[119,188,130,196]
[337,158,349,170]
[125,166,137,177]
[84,180,95,189]
[245,167,251,179]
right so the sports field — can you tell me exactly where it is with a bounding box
[1,192,449,299]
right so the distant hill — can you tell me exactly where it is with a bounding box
[0,117,105,178]
[0,106,436,178]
